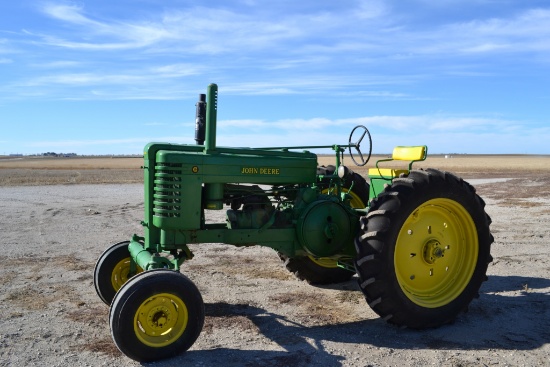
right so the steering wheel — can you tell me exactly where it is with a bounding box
[348,125,372,166]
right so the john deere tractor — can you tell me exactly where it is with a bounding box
[94,84,493,362]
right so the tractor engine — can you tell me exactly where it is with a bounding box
[224,184,356,258]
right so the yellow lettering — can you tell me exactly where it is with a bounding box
[241,167,280,175]
[241,167,259,174]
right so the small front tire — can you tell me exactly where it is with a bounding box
[94,241,143,305]
[109,269,205,362]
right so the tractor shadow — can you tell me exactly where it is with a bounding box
[147,275,550,367]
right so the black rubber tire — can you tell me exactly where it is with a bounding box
[279,254,355,284]
[354,168,493,328]
[280,166,370,285]
[109,269,205,362]
[94,241,142,305]
[316,165,370,203]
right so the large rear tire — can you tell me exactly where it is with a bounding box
[280,166,369,285]
[109,269,204,362]
[354,169,493,328]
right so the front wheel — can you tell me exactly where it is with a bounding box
[109,269,205,362]
[94,241,143,305]
[354,169,493,328]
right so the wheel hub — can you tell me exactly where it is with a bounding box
[422,239,446,265]
[146,305,173,334]
[324,222,339,239]
[150,307,170,328]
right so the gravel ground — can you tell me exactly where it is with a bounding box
[0,176,549,367]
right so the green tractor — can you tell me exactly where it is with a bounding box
[94,84,493,362]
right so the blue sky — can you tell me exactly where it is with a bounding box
[1,1,549,155]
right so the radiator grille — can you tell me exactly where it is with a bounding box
[153,163,183,218]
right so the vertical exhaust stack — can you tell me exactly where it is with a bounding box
[194,94,206,145]
[205,83,218,153]
[202,83,223,209]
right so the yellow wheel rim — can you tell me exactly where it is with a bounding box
[345,190,366,209]
[111,258,142,292]
[394,198,478,308]
[134,292,189,348]
[311,187,366,268]
[322,187,365,210]
[308,256,340,268]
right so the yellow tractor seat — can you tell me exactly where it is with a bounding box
[368,145,428,198]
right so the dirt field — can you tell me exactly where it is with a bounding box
[1,154,549,185]
[0,156,549,366]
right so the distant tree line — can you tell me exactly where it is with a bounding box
[42,152,77,157]
[3,152,143,157]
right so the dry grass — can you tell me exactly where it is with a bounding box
[268,291,359,326]
[0,168,142,186]
[71,338,122,358]
[0,156,142,169]
[0,156,143,186]
[0,155,548,186]
[475,176,550,207]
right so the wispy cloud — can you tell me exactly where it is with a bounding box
[20,73,147,87]
[26,137,151,148]
[28,2,550,61]
[29,60,84,68]
[218,114,520,133]
[36,4,304,53]
[17,112,549,155]
[2,1,550,156]
[414,8,550,56]
[2,1,545,103]
[39,3,171,50]
[42,4,100,27]
[18,63,205,89]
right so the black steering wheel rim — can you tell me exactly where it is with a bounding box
[348,125,372,166]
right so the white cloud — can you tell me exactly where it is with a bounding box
[17,113,550,155]
[37,4,304,53]
[18,63,204,89]
[218,114,520,134]
[39,3,171,50]
[151,63,205,78]
[422,9,550,55]
[30,60,83,68]
[27,137,151,148]
[21,73,146,86]
[42,4,100,27]
[356,1,390,20]
[27,1,550,63]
